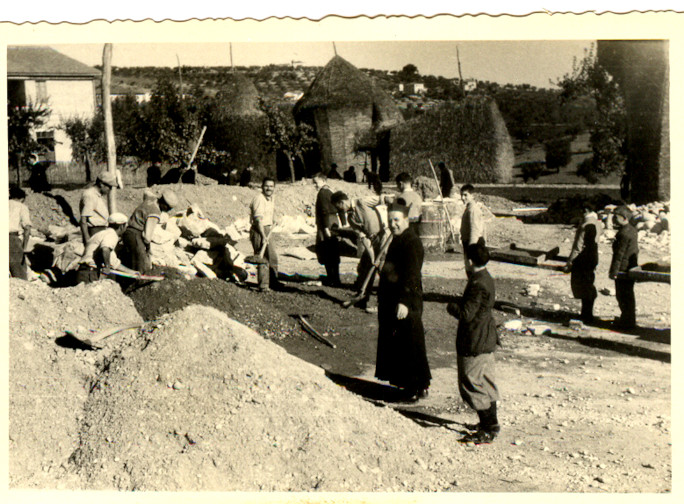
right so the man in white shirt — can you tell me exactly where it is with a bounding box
[79,171,117,244]
[249,177,279,290]
[76,213,139,284]
[9,185,32,280]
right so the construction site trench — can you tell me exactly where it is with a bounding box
[9,180,671,492]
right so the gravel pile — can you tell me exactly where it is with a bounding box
[69,305,462,491]
[9,279,143,488]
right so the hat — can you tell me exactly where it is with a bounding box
[614,206,633,220]
[108,212,128,225]
[160,189,179,208]
[97,172,117,187]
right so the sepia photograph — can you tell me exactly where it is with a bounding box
[2,8,677,499]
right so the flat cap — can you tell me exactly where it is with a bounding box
[97,171,118,187]
[108,212,128,225]
[614,205,633,220]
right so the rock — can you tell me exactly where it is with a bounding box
[600,287,616,296]
[500,305,521,316]
[625,387,636,395]
[528,324,551,336]
[568,319,583,330]
[525,284,541,297]
[504,319,523,331]
[172,381,185,390]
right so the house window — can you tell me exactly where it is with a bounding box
[35,80,48,103]
[36,130,56,162]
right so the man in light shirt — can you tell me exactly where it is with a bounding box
[8,185,32,280]
[76,213,139,284]
[460,184,486,276]
[249,177,279,290]
[79,171,117,244]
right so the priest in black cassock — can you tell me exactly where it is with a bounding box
[375,200,431,402]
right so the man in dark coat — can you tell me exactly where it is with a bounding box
[438,161,454,198]
[447,241,500,444]
[609,206,639,329]
[564,209,602,324]
[375,202,431,402]
[313,172,341,286]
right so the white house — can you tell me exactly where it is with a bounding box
[7,46,101,164]
[398,82,426,95]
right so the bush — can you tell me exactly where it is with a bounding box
[389,97,514,183]
[544,137,572,173]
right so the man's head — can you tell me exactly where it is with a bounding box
[388,200,410,236]
[460,183,475,205]
[438,161,446,170]
[395,172,412,192]
[312,172,327,190]
[9,185,26,201]
[108,212,128,236]
[331,191,351,212]
[159,189,179,212]
[467,239,490,268]
[261,177,276,199]
[613,206,633,227]
[96,172,117,195]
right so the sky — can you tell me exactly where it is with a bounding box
[52,40,593,89]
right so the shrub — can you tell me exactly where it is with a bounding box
[389,97,514,183]
[544,137,572,173]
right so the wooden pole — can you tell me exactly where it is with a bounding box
[230,42,234,72]
[456,46,465,95]
[332,42,337,56]
[102,43,117,212]
[187,125,207,169]
[176,54,183,98]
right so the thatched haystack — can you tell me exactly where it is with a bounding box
[390,97,514,183]
[294,55,404,179]
[215,72,263,117]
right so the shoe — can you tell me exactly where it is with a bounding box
[611,318,636,330]
[459,429,498,445]
[399,388,428,403]
[365,306,378,314]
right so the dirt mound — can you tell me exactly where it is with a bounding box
[70,305,461,491]
[128,276,296,341]
[24,180,375,235]
[9,279,143,488]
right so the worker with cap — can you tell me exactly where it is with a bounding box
[120,189,178,275]
[79,171,118,245]
[609,205,639,330]
[76,212,139,284]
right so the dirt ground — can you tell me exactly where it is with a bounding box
[8,181,671,494]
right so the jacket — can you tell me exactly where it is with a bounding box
[609,223,639,277]
[448,268,498,356]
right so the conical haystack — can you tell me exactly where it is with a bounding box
[390,97,514,183]
[294,55,404,177]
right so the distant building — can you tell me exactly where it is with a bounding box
[463,79,477,92]
[398,82,426,94]
[7,45,101,164]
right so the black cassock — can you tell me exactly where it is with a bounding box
[375,227,431,391]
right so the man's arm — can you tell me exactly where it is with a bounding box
[609,230,629,279]
[447,283,486,322]
[80,219,90,244]
[143,216,160,246]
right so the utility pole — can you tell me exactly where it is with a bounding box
[102,43,117,212]
[176,54,183,98]
[230,42,234,72]
[332,42,337,56]
[456,46,465,96]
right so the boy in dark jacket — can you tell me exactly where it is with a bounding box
[447,240,500,444]
[609,206,639,329]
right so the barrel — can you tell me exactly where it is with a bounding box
[418,200,462,251]
[419,203,447,251]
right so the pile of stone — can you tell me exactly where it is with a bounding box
[598,202,670,251]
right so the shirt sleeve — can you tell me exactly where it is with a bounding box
[80,191,96,219]
[251,195,265,222]
[20,204,32,228]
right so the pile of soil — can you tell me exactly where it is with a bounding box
[24,180,376,235]
[69,305,462,491]
[9,279,143,488]
[129,276,296,342]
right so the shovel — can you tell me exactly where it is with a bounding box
[341,232,393,308]
[63,322,143,350]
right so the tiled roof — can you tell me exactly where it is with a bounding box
[7,46,101,79]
